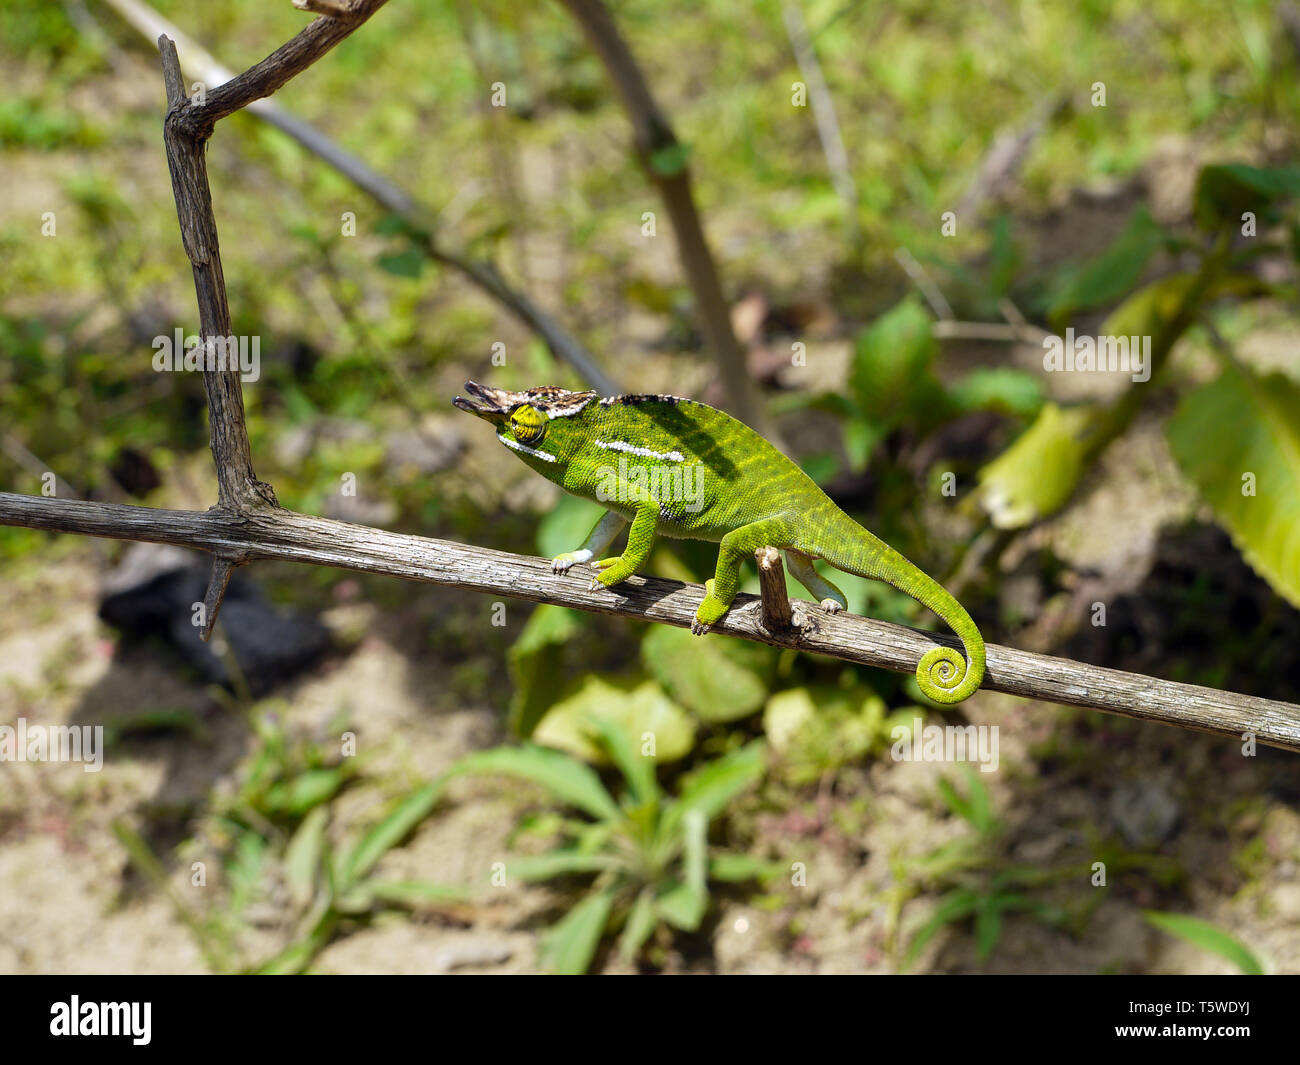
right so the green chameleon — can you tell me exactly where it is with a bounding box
[453,381,985,703]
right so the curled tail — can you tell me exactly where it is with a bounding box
[817,511,985,704]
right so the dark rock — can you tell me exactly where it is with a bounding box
[98,542,330,695]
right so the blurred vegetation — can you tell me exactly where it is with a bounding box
[2,0,1298,973]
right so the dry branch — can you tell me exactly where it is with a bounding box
[102,0,617,395]
[3,492,1298,753]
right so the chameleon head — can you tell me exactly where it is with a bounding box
[452,380,599,462]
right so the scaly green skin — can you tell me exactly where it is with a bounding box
[453,382,985,703]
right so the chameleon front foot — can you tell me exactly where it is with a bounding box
[550,550,593,574]
[691,580,731,636]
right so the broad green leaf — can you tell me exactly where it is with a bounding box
[335,782,441,887]
[660,740,765,840]
[539,888,616,974]
[449,744,621,821]
[1098,273,1196,339]
[649,142,692,178]
[842,417,885,474]
[849,295,941,428]
[656,882,707,932]
[502,850,618,882]
[507,603,582,738]
[1194,164,1300,231]
[584,713,659,807]
[284,806,329,908]
[977,402,1096,528]
[1143,911,1266,974]
[946,367,1044,418]
[619,888,658,961]
[532,677,696,768]
[376,248,425,278]
[1045,207,1164,324]
[263,767,348,818]
[1166,361,1300,608]
[762,687,816,754]
[641,624,773,723]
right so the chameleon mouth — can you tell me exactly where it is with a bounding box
[451,380,514,420]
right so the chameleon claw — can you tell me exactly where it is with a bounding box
[690,620,710,636]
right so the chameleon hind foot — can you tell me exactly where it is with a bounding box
[588,556,632,591]
[692,579,731,635]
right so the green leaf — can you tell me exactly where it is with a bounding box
[263,767,348,818]
[977,402,1096,528]
[660,740,765,840]
[762,687,817,754]
[648,142,692,178]
[507,603,582,738]
[842,418,885,474]
[903,888,979,968]
[641,624,773,723]
[1167,361,1300,608]
[1096,272,1198,340]
[849,295,940,429]
[364,880,472,908]
[619,887,658,961]
[376,247,425,278]
[449,744,621,821]
[656,809,710,932]
[1045,207,1164,324]
[708,852,783,883]
[1194,164,1300,231]
[501,851,618,882]
[1143,911,1266,974]
[584,713,659,807]
[539,888,617,974]
[974,898,1002,960]
[284,806,329,908]
[946,367,1044,418]
[335,782,442,888]
[532,677,696,768]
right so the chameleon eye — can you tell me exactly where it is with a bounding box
[510,404,547,445]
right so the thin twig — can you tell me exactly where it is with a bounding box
[2,492,1297,753]
[560,0,769,435]
[101,0,618,395]
[894,246,953,321]
[781,1,857,236]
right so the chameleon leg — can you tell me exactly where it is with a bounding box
[552,509,628,574]
[785,549,847,614]
[693,515,795,635]
[589,501,659,590]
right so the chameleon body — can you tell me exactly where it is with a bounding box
[453,381,985,703]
